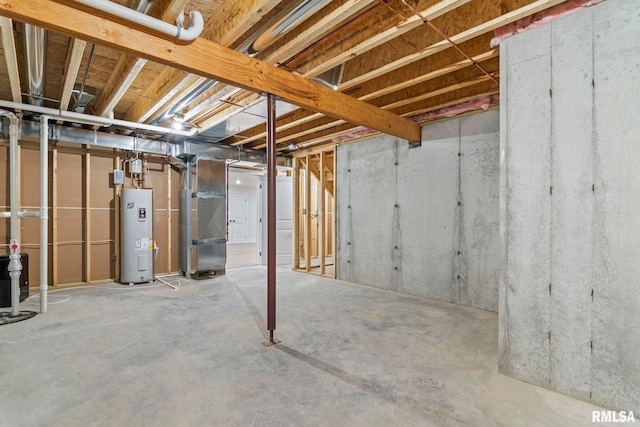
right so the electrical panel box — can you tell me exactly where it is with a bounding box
[113,169,124,185]
[120,189,153,284]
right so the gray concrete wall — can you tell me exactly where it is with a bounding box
[499,0,640,412]
[337,109,500,312]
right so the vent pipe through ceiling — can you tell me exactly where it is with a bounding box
[24,24,47,106]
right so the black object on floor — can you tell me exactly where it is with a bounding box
[0,253,29,307]
[0,310,37,326]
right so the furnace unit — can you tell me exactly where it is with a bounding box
[120,189,154,284]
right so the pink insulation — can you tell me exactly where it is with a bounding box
[491,0,606,47]
[329,93,500,146]
[408,94,500,124]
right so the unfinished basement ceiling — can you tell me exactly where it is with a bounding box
[0,0,571,153]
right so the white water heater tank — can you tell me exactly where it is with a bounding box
[120,189,154,284]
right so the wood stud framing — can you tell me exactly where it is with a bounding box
[0,0,420,143]
[304,155,311,272]
[0,0,579,285]
[292,157,300,270]
[293,148,335,277]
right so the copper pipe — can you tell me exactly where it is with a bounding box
[375,0,408,21]
[400,0,499,86]
[266,93,277,340]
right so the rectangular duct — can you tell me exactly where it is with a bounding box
[193,158,227,273]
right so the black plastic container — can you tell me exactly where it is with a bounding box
[0,253,29,307]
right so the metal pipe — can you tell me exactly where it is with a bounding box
[0,100,197,136]
[399,0,499,87]
[24,24,46,106]
[0,109,21,317]
[266,93,277,341]
[249,0,331,54]
[40,115,48,313]
[71,0,204,41]
[0,211,40,218]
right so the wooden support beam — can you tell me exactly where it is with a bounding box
[292,157,300,270]
[304,155,311,272]
[92,0,189,117]
[292,88,499,155]
[124,0,281,122]
[227,37,497,148]
[249,64,499,149]
[0,17,22,102]
[58,38,87,113]
[0,0,421,142]
[318,151,325,276]
[175,0,377,136]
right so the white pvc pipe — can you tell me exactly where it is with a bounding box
[0,100,197,137]
[71,0,204,41]
[40,115,48,313]
[0,211,40,218]
[0,109,20,316]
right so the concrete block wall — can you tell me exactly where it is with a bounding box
[499,0,640,411]
[336,109,500,312]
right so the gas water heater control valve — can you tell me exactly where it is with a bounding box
[7,239,22,278]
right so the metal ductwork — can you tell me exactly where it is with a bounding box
[311,65,343,90]
[247,0,331,55]
[24,24,46,106]
[71,83,96,113]
[158,0,332,129]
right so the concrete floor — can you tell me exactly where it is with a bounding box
[0,267,605,426]
[226,243,257,269]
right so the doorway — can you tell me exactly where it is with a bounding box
[227,170,259,268]
[228,192,248,244]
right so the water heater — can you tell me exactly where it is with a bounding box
[120,189,154,284]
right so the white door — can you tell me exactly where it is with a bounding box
[228,192,248,243]
[259,176,293,265]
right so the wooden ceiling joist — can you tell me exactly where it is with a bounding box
[0,17,22,102]
[284,0,471,78]
[278,83,500,154]
[91,0,189,117]
[250,65,499,150]
[58,38,87,112]
[0,0,421,142]
[356,38,498,101]
[341,0,566,89]
[185,0,378,135]
[124,0,282,123]
[226,37,498,147]
[258,0,377,65]
[125,69,192,123]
